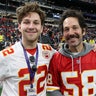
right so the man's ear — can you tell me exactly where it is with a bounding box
[18,23,21,32]
[82,28,86,36]
[40,26,43,34]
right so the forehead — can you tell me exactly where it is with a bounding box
[22,12,41,21]
[63,17,79,28]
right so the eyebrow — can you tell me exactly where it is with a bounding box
[23,18,41,22]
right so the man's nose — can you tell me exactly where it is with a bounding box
[28,23,35,28]
[68,28,74,35]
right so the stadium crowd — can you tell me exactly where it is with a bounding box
[0,16,96,51]
[0,1,96,96]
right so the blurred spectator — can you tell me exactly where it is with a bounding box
[0,32,5,51]
[89,37,95,44]
[40,31,53,47]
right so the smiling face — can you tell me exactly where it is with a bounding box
[63,17,85,51]
[18,12,43,45]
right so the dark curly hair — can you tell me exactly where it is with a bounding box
[59,9,87,33]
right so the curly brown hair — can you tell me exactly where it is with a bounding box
[16,2,46,25]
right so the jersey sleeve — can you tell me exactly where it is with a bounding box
[0,47,15,80]
[47,52,61,92]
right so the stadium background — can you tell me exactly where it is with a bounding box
[0,0,96,95]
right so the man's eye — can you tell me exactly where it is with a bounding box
[64,28,69,32]
[34,22,40,25]
[73,26,78,30]
[23,21,29,24]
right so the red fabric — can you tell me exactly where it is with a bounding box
[26,48,36,55]
[47,51,96,95]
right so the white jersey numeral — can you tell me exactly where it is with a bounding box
[61,70,96,96]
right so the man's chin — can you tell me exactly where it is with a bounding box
[68,44,78,47]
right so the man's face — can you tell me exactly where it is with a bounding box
[18,12,43,43]
[63,17,85,48]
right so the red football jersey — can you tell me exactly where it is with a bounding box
[47,51,96,96]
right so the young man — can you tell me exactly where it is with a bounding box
[47,9,96,96]
[0,2,55,96]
